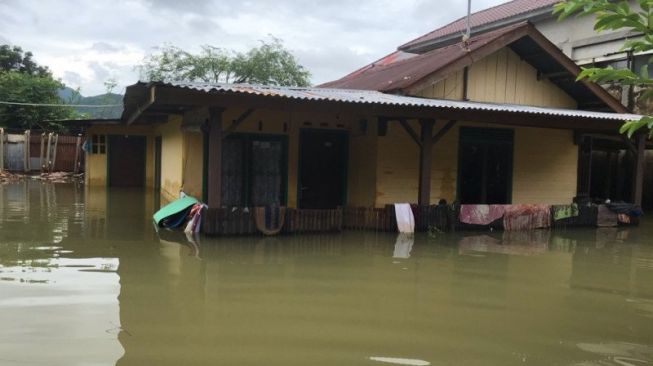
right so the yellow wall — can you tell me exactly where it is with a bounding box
[191,107,376,208]
[84,125,155,188]
[372,47,581,207]
[156,117,184,203]
[181,132,204,200]
[347,118,378,207]
[512,127,577,204]
[374,121,578,206]
[417,48,577,109]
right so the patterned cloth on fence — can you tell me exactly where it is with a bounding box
[617,214,631,224]
[553,203,579,221]
[597,204,618,227]
[459,204,506,225]
[503,204,551,231]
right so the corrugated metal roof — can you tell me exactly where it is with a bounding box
[319,23,524,91]
[151,81,641,122]
[401,0,560,50]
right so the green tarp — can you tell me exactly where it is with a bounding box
[153,196,199,226]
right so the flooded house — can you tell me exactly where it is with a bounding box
[83,22,644,234]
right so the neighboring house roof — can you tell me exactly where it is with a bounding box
[320,23,523,92]
[122,81,640,127]
[319,22,626,112]
[400,0,560,52]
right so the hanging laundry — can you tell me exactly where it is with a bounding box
[459,204,506,225]
[503,204,551,231]
[553,203,579,221]
[394,203,415,233]
[617,213,631,224]
[184,203,208,234]
[597,204,618,227]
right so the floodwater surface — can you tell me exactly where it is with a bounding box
[1,182,653,366]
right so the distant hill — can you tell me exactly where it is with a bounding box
[58,87,123,119]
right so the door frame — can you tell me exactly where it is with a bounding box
[297,128,349,209]
[107,134,147,188]
[456,127,514,204]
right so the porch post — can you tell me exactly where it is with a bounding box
[575,135,592,204]
[207,107,224,208]
[632,132,646,206]
[418,119,435,206]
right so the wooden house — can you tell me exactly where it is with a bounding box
[83,23,644,234]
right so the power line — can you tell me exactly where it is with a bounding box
[0,100,122,108]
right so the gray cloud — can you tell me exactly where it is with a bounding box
[90,42,124,53]
[63,70,82,87]
[0,0,505,95]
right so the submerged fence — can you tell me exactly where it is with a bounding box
[0,129,84,173]
[202,204,633,236]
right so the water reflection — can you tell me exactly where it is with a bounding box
[393,233,414,259]
[0,181,652,365]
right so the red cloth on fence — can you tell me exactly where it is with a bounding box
[459,204,506,225]
[503,204,551,231]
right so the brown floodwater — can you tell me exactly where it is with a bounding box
[1,181,652,366]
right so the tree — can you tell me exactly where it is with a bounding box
[554,0,653,136]
[0,45,50,77]
[139,38,311,87]
[0,45,76,131]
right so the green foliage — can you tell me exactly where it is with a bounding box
[139,38,311,87]
[553,0,653,136]
[0,45,51,77]
[0,45,76,131]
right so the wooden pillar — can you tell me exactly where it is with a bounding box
[73,134,82,174]
[0,128,4,173]
[418,119,435,206]
[575,135,592,204]
[24,130,30,172]
[207,107,224,208]
[632,132,646,206]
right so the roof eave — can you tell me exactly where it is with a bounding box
[400,7,555,53]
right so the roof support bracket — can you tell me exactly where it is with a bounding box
[126,85,156,125]
[432,120,457,145]
[223,108,255,139]
[398,118,422,148]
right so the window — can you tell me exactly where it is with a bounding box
[221,134,287,207]
[91,134,106,154]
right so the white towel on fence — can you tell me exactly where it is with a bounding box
[394,203,415,233]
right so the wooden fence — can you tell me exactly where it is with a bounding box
[202,207,343,236]
[201,203,626,236]
[0,130,83,173]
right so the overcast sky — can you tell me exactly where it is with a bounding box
[0,0,505,96]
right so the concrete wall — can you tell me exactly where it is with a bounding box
[534,0,640,64]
